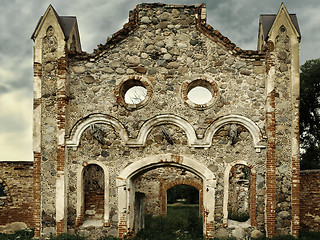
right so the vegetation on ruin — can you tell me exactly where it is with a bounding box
[1,228,320,240]
[135,205,202,240]
[228,210,250,222]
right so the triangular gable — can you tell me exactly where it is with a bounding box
[31,5,77,41]
[267,3,301,40]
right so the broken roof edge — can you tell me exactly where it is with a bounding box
[70,3,262,60]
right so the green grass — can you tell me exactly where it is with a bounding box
[134,204,203,240]
[1,222,320,240]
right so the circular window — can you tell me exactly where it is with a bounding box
[187,86,212,105]
[124,86,147,104]
[115,77,152,110]
[181,78,219,110]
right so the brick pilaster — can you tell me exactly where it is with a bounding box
[118,212,127,238]
[33,151,41,238]
[266,90,276,237]
[56,56,67,235]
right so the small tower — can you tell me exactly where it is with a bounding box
[31,5,81,237]
[262,3,301,237]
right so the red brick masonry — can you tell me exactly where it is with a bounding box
[300,170,320,232]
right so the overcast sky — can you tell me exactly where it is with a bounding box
[0,0,319,161]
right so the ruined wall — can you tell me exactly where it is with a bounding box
[0,162,33,228]
[30,3,302,239]
[300,170,320,232]
[65,4,267,237]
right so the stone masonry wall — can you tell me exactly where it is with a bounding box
[64,4,268,237]
[300,170,320,232]
[29,3,303,238]
[0,162,33,228]
[274,26,293,236]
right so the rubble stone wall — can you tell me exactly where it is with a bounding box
[30,2,303,239]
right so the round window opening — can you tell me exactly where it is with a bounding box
[181,79,219,110]
[187,86,212,105]
[124,86,147,104]
[117,78,151,109]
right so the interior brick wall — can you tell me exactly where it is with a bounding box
[0,161,34,228]
[300,170,320,232]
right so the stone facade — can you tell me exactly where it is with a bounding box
[2,2,305,239]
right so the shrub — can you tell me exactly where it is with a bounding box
[299,231,320,240]
[228,211,250,222]
[49,233,87,240]
[98,236,120,240]
[0,228,34,240]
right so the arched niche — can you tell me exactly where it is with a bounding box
[201,115,266,152]
[223,160,257,227]
[66,114,128,149]
[75,161,110,227]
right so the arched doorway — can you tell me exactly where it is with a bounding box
[116,154,216,238]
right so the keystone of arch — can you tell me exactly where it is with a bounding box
[66,114,128,148]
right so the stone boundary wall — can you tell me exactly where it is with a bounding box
[0,161,34,228]
[300,169,320,232]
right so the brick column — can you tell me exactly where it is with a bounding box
[56,56,67,235]
[250,172,257,227]
[33,61,42,238]
[265,41,276,238]
[33,152,41,237]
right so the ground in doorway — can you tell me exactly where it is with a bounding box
[135,204,203,240]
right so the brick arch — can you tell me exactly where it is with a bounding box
[160,179,203,217]
[223,160,257,227]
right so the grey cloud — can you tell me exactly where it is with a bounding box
[0,86,9,94]
[0,0,320,161]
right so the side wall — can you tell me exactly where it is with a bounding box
[300,170,320,232]
[0,162,34,228]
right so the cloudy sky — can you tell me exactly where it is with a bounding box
[0,0,319,161]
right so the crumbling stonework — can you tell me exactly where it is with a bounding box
[0,2,305,239]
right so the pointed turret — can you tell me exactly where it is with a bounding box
[32,5,81,52]
[258,3,300,51]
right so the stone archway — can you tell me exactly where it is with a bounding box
[116,154,216,238]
